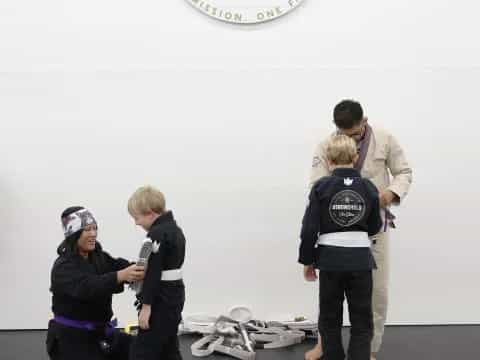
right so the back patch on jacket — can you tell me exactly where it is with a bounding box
[329,189,366,227]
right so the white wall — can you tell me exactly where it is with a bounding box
[0,0,479,329]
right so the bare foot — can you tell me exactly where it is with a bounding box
[305,344,323,360]
[371,352,377,360]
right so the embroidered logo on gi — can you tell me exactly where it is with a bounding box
[344,178,353,186]
[329,190,366,227]
[152,240,161,254]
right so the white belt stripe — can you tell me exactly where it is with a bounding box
[316,231,370,248]
[161,269,183,281]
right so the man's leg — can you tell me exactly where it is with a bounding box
[370,231,389,358]
[345,271,373,360]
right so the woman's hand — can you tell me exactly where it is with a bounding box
[117,264,145,283]
[139,304,151,330]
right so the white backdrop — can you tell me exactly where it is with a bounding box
[1,0,479,329]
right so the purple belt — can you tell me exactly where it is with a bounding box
[54,315,118,337]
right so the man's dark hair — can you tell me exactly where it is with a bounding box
[333,100,364,129]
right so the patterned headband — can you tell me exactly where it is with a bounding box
[62,209,97,237]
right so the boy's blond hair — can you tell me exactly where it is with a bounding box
[326,134,358,165]
[128,185,166,216]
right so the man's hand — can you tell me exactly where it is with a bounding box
[303,265,318,282]
[379,190,397,208]
[139,304,151,330]
[117,264,145,283]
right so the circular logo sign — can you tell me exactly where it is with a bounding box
[329,190,366,227]
[186,0,305,24]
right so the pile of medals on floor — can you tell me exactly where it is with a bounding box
[126,308,318,360]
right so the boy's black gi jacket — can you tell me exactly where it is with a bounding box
[298,168,383,271]
[139,211,185,306]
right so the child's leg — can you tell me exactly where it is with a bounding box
[109,331,132,360]
[161,335,182,360]
[131,299,184,360]
[319,271,346,360]
[345,271,373,360]
[304,337,322,360]
[129,328,161,360]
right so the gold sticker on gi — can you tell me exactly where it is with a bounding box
[186,0,305,24]
[329,190,366,227]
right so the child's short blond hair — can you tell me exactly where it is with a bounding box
[326,134,358,165]
[128,185,166,216]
